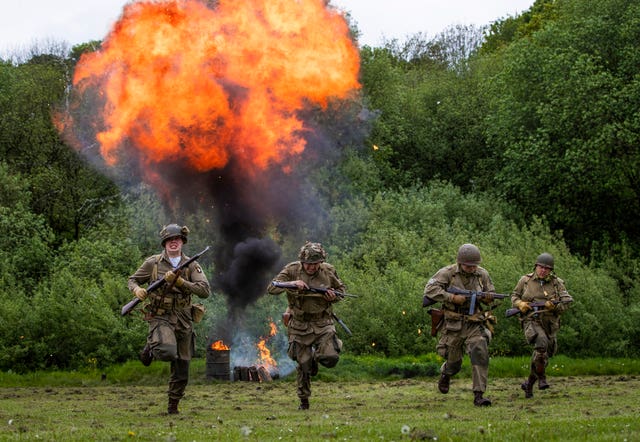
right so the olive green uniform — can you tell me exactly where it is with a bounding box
[267,261,344,401]
[128,250,210,401]
[511,272,572,376]
[424,264,496,393]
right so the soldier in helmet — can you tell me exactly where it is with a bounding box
[511,253,573,398]
[267,241,345,410]
[128,223,211,414]
[423,243,498,406]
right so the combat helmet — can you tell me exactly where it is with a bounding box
[457,243,482,266]
[298,242,327,263]
[160,224,189,246]
[535,252,554,270]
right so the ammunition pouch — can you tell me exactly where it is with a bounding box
[147,291,191,316]
[191,303,206,323]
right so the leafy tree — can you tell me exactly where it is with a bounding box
[483,0,640,256]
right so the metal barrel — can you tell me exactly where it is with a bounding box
[205,349,231,380]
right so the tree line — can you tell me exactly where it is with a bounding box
[0,0,639,372]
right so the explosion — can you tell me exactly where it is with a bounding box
[65,0,360,185]
[59,0,363,321]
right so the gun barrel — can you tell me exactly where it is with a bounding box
[445,286,508,298]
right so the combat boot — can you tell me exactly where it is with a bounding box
[538,375,550,390]
[521,374,536,398]
[168,398,180,414]
[298,398,309,410]
[438,373,450,394]
[139,343,153,366]
[473,391,491,406]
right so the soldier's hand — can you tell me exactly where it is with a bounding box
[323,289,338,302]
[451,294,467,305]
[544,300,556,311]
[164,271,185,287]
[481,293,494,304]
[134,287,147,301]
[516,300,532,314]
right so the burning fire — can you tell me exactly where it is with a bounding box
[63,0,360,185]
[255,321,278,371]
[211,339,230,350]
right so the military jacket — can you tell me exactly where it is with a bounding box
[511,272,572,316]
[424,263,495,314]
[268,261,345,317]
[128,250,210,314]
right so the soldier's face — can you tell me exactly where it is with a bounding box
[302,262,320,275]
[536,264,551,278]
[460,264,477,274]
[164,237,183,254]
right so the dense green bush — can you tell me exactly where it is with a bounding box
[328,182,636,358]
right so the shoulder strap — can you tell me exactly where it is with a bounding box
[151,254,162,281]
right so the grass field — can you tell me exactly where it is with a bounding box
[1,356,639,441]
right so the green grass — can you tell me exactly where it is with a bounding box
[1,355,639,441]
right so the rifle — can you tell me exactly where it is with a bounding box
[505,299,572,318]
[271,281,355,336]
[121,246,210,316]
[270,281,358,299]
[446,286,508,315]
[427,308,444,337]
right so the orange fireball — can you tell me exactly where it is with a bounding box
[66,0,360,183]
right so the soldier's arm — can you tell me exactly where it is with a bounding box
[180,261,211,299]
[127,257,154,293]
[424,268,453,304]
[555,277,573,313]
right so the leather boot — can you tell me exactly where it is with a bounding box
[298,398,309,410]
[473,391,491,406]
[139,343,153,367]
[438,373,450,394]
[521,374,536,398]
[168,398,180,414]
[538,375,550,390]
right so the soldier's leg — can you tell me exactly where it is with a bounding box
[436,333,463,394]
[316,331,342,369]
[149,318,178,362]
[168,359,190,414]
[467,325,491,406]
[288,340,313,409]
[166,328,194,414]
[523,320,550,391]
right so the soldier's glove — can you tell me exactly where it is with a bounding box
[134,287,148,301]
[516,300,532,314]
[544,300,556,311]
[451,294,467,305]
[164,270,185,287]
[481,293,494,304]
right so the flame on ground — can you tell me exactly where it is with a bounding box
[63,0,360,184]
[255,321,278,371]
[211,339,230,350]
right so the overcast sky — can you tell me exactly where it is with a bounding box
[1,0,534,56]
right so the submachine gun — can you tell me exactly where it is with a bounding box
[422,286,508,336]
[270,281,357,336]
